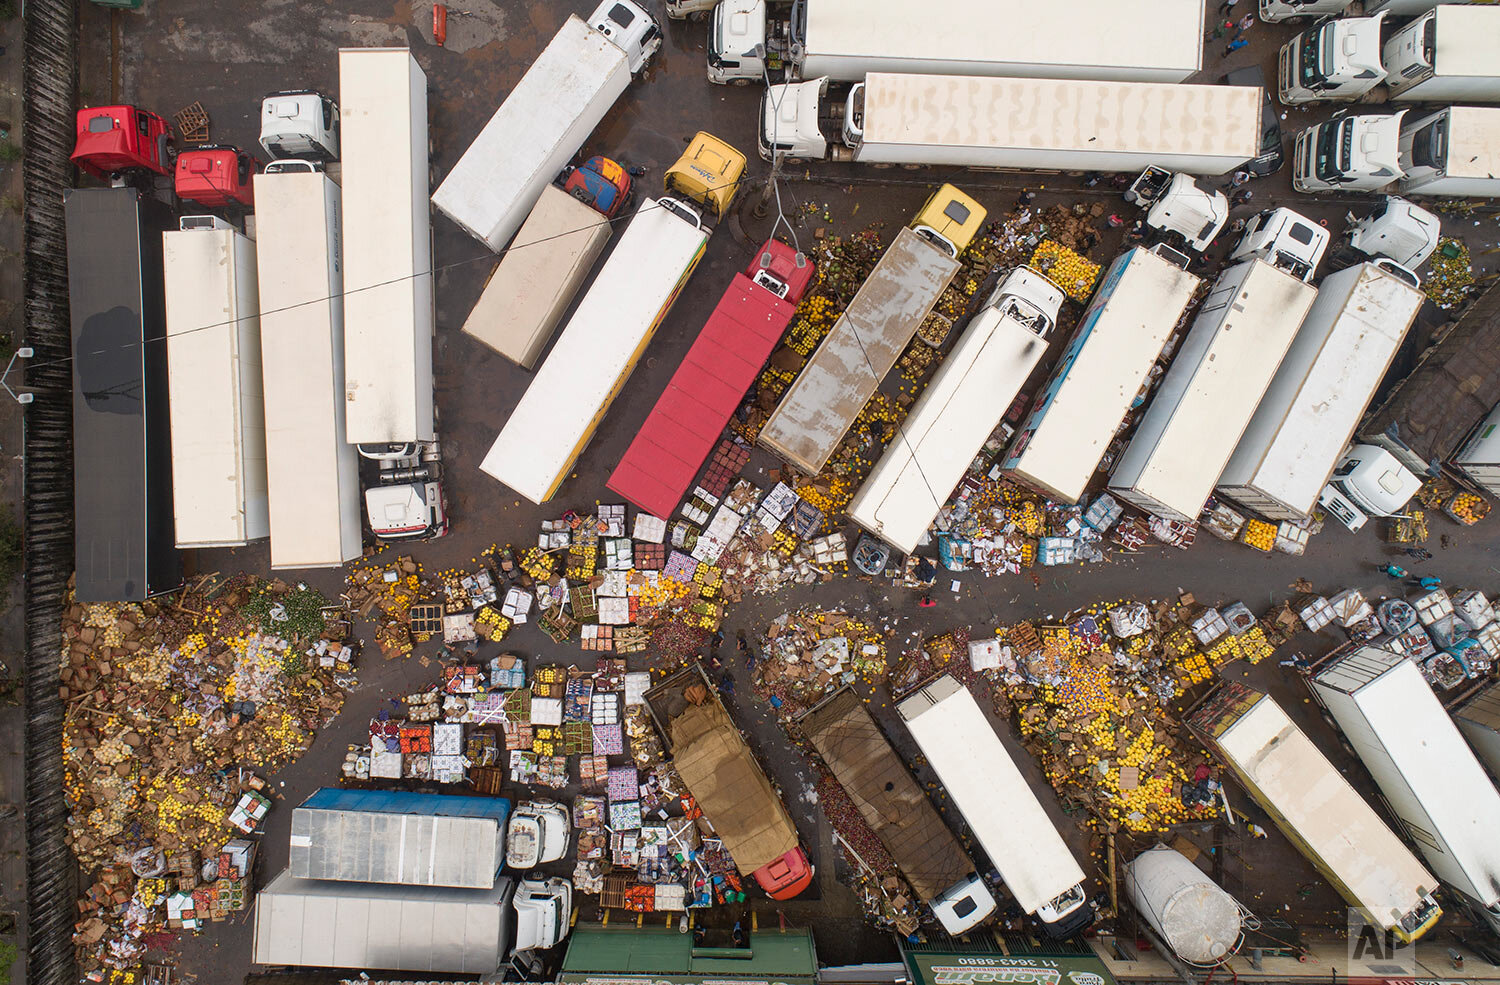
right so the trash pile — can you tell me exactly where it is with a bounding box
[61,576,354,973]
[814,770,923,937]
[753,609,889,716]
[1425,237,1475,309]
[344,552,434,658]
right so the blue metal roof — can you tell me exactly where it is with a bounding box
[300,787,511,820]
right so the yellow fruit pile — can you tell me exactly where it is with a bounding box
[1029,240,1099,301]
[1240,519,1276,552]
[1447,492,1491,525]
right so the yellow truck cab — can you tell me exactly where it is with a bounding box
[911,183,986,257]
[664,131,747,219]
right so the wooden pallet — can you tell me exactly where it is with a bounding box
[174,102,210,143]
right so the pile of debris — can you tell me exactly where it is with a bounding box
[754,609,888,716]
[61,575,353,972]
[1425,237,1475,309]
[344,553,433,657]
[814,770,923,937]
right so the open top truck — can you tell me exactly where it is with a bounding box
[644,664,814,900]
[799,688,995,934]
[758,184,984,476]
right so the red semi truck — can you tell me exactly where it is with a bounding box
[607,238,814,518]
[71,105,174,180]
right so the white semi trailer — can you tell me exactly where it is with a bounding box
[1311,645,1500,935]
[1385,6,1500,103]
[431,1,659,253]
[705,0,1203,85]
[253,164,363,569]
[761,75,1261,176]
[162,217,269,549]
[1216,261,1423,521]
[338,47,435,456]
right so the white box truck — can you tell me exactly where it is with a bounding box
[1188,682,1443,944]
[253,165,363,570]
[431,2,659,253]
[1399,105,1500,198]
[480,134,745,504]
[338,48,435,455]
[1385,6,1500,103]
[1003,246,1200,504]
[847,267,1063,554]
[1216,261,1423,521]
[1277,15,1387,104]
[897,675,1093,938]
[1453,401,1500,496]
[706,0,1203,85]
[1455,679,1500,781]
[1107,258,1317,523]
[162,217,269,549]
[1311,646,1500,935]
[762,75,1261,176]
[759,185,985,476]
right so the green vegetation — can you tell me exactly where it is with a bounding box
[0,507,20,592]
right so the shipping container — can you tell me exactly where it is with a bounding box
[896,675,1092,937]
[1311,646,1500,935]
[481,198,709,504]
[64,187,180,601]
[460,185,612,369]
[608,239,814,518]
[162,220,269,548]
[338,48,435,451]
[1399,105,1500,198]
[799,689,996,934]
[1188,682,1442,943]
[765,75,1261,175]
[252,869,514,972]
[1217,261,1422,520]
[1386,6,1500,103]
[708,0,1203,85]
[1003,247,1200,504]
[847,267,1062,554]
[1107,259,1317,523]
[253,167,363,569]
[288,788,511,889]
[431,13,636,252]
[1453,401,1500,496]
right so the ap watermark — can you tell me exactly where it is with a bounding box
[1347,909,1420,977]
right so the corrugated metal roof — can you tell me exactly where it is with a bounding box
[559,926,817,981]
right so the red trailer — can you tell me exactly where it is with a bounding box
[175,145,259,209]
[71,105,174,180]
[608,239,814,518]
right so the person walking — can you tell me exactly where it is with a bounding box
[1228,170,1251,188]
[1410,574,1443,591]
[1218,0,1240,15]
[918,596,937,608]
[1229,187,1254,207]
[1382,563,1409,579]
[1224,37,1249,56]
[1232,13,1255,39]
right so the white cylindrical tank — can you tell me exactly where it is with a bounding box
[1125,845,1242,966]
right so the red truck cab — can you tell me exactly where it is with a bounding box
[562,155,633,219]
[752,237,817,300]
[753,846,815,900]
[71,105,174,179]
[175,145,260,209]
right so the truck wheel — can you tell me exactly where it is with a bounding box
[732,77,751,87]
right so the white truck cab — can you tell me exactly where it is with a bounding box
[1278,15,1385,104]
[1125,166,1228,253]
[1260,0,1353,22]
[665,0,718,18]
[1228,207,1330,282]
[1337,196,1440,271]
[759,77,831,161]
[1294,111,1406,193]
[1318,443,1422,531]
[365,442,448,541]
[708,0,769,84]
[259,90,339,162]
[589,0,662,75]
[506,801,571,869]
[513,877,574,951]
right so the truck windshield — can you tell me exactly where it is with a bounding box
[1313,119,1351,182]
[1299,26,1331,88]
[1420,17,1435,68]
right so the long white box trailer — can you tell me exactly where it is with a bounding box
[1386,6,1500,103]
[253,168,363,569]
[1189,683,1443,943]
[708,0,1204,85]
[252,869,514,973]
[1311,646,1500,935]
[432,15,630,252]
[480,198,709,503]
[787,75,1261,175]
[1003,247,1200,504]
[847,268,1061,554]
[461,185,612,369]
[162,221,269,549]
[338,48,435,450]
[758,226,960,475]
[897,675,1092,937]
[1217,262,1422,521]
[1399,106,1500,198]
[1107,259,1316,523]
